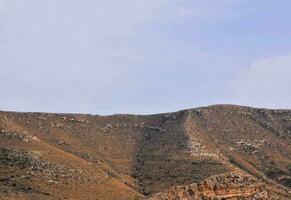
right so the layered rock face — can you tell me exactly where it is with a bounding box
[0,105,290,199]
[148,173,276,200]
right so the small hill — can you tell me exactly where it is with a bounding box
[0,105,290,199]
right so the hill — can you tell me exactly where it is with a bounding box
[0,105,290,199]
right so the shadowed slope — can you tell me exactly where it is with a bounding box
[132,111,228,195]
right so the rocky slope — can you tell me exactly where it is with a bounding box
[0,105,290,199]
[148,173,272,200]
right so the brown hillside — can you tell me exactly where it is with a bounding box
[0,105,290,199]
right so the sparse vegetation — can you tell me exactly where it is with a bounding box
[0,105,290,199]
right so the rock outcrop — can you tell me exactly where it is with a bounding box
[147,173,278,200]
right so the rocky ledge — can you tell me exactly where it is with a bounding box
[147,173,279,200]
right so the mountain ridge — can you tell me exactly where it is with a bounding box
[2,104,291,117]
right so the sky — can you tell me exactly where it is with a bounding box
[1,0,291,114]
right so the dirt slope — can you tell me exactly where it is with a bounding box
[0,105,290,199]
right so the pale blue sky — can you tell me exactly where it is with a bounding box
[1,0,291,114]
